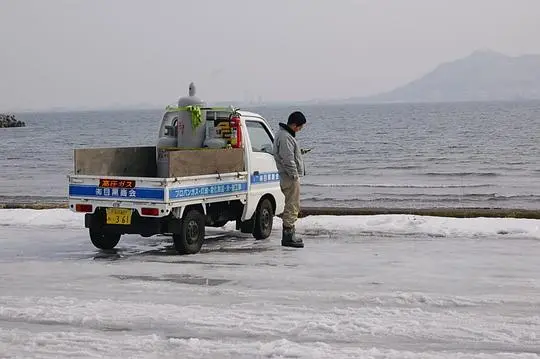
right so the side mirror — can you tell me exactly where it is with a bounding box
[261,144,273,154]
[165,125,177,137]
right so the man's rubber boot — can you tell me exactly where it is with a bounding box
[281,227,304,248]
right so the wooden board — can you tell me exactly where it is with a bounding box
[166,148,245,177]
[74,146,157,177]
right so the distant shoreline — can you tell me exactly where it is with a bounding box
[6,98,540,114]
[1,202,539,219]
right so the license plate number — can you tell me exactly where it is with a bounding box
[106,208,132,225]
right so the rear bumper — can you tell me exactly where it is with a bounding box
[69,199,172,217]
[85,209,182,236]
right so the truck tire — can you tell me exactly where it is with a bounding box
[89,230,121,250]
[253,198,273,240]
[173,208,205,254]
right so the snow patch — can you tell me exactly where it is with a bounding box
[295,215,540,240]
[0,209,538,240]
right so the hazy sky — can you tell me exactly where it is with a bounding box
[1,0,539,111]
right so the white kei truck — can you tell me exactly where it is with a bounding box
[67,84,285,255]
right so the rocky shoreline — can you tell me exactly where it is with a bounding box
[0,114,25,128]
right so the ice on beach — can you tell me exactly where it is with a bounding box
[0,208,538,240]
[0,209,539,358]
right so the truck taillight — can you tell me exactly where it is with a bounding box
[141,207,160,216]
[75,204,93,212]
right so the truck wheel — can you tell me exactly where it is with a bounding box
[89,230,121,250]
[253,198,273,240]
[173,209,205,254]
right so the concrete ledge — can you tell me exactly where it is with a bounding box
[1,202,539,219]
[0,202,66,210]
[299,206,540,219]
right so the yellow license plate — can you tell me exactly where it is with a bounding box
[106,208,132,225]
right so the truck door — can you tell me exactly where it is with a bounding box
[242,118,284,221]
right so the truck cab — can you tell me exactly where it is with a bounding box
[68,87,285,255]
[238,110,284,223]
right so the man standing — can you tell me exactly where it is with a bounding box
[273,111,307,248]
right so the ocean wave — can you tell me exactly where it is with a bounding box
[424,172,499,177]
[304,197,480,204]
[487,194,540,201]
[303,183,492,189]
[302,194,540,208]
[378,165,425,170]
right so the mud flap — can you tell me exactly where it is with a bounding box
[236,218,254,233]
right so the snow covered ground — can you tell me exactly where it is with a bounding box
[0,209,539,358]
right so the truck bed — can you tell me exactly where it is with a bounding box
[68,146,249,217]
[74,146,245,178]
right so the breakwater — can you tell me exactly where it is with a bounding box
[0,114,25,128]
[1,201,539,219]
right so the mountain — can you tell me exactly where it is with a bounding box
[358,50,540,103]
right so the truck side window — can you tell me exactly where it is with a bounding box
[245,120,274,154]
